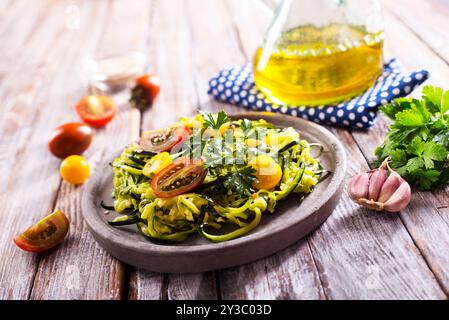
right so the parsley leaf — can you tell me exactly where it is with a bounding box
[405,157,425,172]
[381,98,413,119]
[241,118,253,132]
[406,137,426,156]
[413,169,441,190]
[200,110,230,130]
[394,100,430,127]
[376,86,449,190]
[422,85,443,113]
[222,167,257,198]
[389,149,407,168]
[201,166,257,198]
[423,141,448,161]
[422,85,449,116]
[405,137,447,170]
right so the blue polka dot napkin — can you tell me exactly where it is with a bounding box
[208,59,429,129]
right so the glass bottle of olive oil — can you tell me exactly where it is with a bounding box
[253,0,384,106]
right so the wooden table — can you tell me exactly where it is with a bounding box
[1,0,449,300]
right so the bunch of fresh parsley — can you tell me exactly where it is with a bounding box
[374,86,449,190]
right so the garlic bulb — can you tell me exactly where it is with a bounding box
[348,159,411,212]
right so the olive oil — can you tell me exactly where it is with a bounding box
[253,24,384,106]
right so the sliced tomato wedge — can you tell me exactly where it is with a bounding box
[140,125,190,153]
[75,95,117,128]
[151,158,207,198]
[14,210,70,253]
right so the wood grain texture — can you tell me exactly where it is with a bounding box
[306,11,449,296]
[310,128,445,299]
[382,0,449,63]
[29,0,145,299]
[0,0,111,299]
[187,0,325,300]
[131,0,217,300]
[2,0,449,300]
[349,8,449,296]
[216,0,445,299]
[129,269,164,300]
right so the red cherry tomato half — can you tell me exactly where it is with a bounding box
[151,158,207,198]
[75,95,117,128]
[139,125,190,153]
[48,122,93,159]
[14,210,70,253]
[130,74,161,110]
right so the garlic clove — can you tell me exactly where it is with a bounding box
[378,171,403,203]
[357,199,384,211]
[347,158,412,213]
[348,172,370,201]
[383,181,411,212]
[368,167,388,201]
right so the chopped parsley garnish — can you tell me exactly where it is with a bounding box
[200,110,229,130]
[222,167,257,198]
[201,166,257,198]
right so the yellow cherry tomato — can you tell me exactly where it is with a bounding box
[248,155,282,190]
[219,122,231,136]
[143,152,172,177]
[60,155,90,185]
[245,139,261,148]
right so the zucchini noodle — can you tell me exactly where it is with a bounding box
[106,112,325,243]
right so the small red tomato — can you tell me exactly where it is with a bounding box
[139,125,190,153]
[75,95,117,128]
[48,122,93,159]
[130,73,161,110]
[151,158,207,198]
[14,210,70,253]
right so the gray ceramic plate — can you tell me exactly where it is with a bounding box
[82,112,347,273]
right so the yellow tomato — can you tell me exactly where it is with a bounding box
[143,152,172,177]
[60,155,90,185]
[245,139,260,148]
[249,155,282,190]
[219,123,231,136]
[263,133,277,146]
[203,128,220,139]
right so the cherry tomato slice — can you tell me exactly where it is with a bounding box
[14,210,70,253]
[140,125,190,153]
[151,158,207,198]
[48,122,93,159]
[130,74,161,110]
[75,95,117,128]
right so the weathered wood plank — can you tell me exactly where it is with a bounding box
[0,0,111,299]
[310,128,445,299]
[141,0,199,130]
[130,0,217,300]
[129,269,164,300]
[382,0,449,63]
[2,0,448,300]
[29,0,150,300]
[349,9,449,296]
[187,0,325,300]
[164,273,219,300]
[208,0,445,299]
[30,109,140,300]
